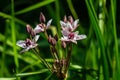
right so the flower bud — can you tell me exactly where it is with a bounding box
[61,41,66,48]
[48,35,52,43]
[26,24,32,33]
[63,15,67,22]
[26,24,35,37]
[68,16,73,24]
[48,35,57,46]
[31,30,36,37]
[40,12,46,23]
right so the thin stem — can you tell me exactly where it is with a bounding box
[44,27,59,61]
[11,0,19,76]
[65,43,72,74]
[44,29,48,39]
[66,0,78,19]
[32,48,52,72]
[1,20,9,76]
[50,46,56,59]
[53,46,59,60]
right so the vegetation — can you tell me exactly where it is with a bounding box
[0,0,119,80]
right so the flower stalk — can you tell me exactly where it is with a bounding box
[16,12,87,79]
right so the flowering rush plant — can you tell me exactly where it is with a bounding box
[16,12,87,79]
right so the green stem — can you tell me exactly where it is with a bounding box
[44,28,59,61]
[33,48,52,72]
[1,20,9,76]
[0,12,26,26]
[66,0,78,19]
[111,0,120,79]
[65,43,72,74]
[85,0,109,80]
[11,0,19,75]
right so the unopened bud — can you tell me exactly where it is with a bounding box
[63,15,67,22]
[48,35,57,46]
[68,16,73,24]
[26,24,35,37]
[40,12,46,23]
[62,41,66,48]
[26,24,32,33]
[48,35,52,43]
[51,39,56,46]
[31,30,36,37]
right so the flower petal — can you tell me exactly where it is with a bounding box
[73,19,79,30]
[46,19,52,29]
[66,22,73,31]
[33,35,40,42]
[61,30,70,36]
[34,25,44,33]
[71,40,77,44]
[20,47,30,53]
[74,31,79,35]
[16,40,26,48]
[32,44,38,48]
[76,34,87,40]
[60,21,66,27]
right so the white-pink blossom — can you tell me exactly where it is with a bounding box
[61,31,86,44]
[34,19,52,33]
[16,35,40,53]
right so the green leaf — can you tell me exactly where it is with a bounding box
[16,69,49,77]
[15,0,55,15]
[0,78,16,80]
[0,12,26,26]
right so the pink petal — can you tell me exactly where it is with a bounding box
[60,21,66,27]
[33,35,40,42]
[76,35,87,40]
[34,25,44,33]
[73,19,79,30]
[66,22,73,31]
[16,40,26,48]
[46,19,52,29]
[20,47,30,53]
[61,30,70,36]
[71,40,77,44]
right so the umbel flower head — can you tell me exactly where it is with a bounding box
[60,16,87,44]
[16,35,40,53]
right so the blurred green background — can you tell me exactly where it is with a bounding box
[0,0,120,80]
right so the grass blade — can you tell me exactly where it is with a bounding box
[85,0,109,80]
[0,12,26,26]
[11,0,19,77]
[111,0,120,80]
[15,0,55,15]
[16,69,48,77]
[66,0,78,19]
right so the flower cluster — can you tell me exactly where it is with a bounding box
[17,12,52,53]
[16,12,87,79]
[60,16,86,44]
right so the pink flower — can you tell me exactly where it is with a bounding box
[60,16,79,32]
[26,24,36,37]
[61,31,86,44]
[16,35,40,53]
[34,19,52,33]
[34,13,52,33]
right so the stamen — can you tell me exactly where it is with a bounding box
[68,33,74,39]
